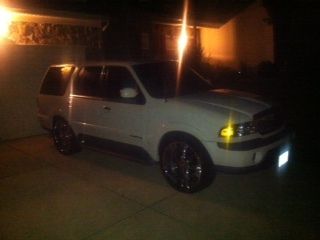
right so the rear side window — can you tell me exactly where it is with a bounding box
[40,66,74,96]
[73,66,103,97]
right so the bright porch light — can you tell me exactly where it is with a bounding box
[176,0,189,95]
[0,6,13,38]
[178,0,189,62]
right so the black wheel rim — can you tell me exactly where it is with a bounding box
[53,121,74,153]
[162,141,202,192]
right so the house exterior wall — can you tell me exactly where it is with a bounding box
[235,1,274,70]
[200,1,273,71]
[200,21,237,68]
[0,8,102,140]
[0,44,85,140]
[104,21,196,61]
[8,21,101,47]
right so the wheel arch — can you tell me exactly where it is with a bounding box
[158,131,213,164]
[52,115,67,127]
[51,115,81,155]
[158,130,216,193]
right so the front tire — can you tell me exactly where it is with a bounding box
[52,119,81,155]
[160,134,215,193]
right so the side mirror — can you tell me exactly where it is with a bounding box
[120,88,138,98]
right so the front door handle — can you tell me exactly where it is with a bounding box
[103,106,111,111]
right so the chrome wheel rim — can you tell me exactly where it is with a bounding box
[162,141,202,191]
[53,121,74,153]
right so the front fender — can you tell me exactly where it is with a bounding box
[145,120,213,162]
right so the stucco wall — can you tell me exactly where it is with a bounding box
[200,21,238,68]
[235,1,274,68]
[0,44,85,140]
[200,1,273,70]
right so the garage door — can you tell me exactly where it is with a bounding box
[0,44,85,141]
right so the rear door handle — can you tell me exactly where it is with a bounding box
[103,106,111,111]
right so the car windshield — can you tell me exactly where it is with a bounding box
[133,61,213,98]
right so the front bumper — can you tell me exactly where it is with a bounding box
[203,129,291,169]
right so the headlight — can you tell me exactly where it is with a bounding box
[219,121,257,138]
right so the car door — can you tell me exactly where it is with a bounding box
[69,65,104,135]
[82,65,147,147]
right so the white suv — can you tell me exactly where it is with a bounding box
[37,60,290,192]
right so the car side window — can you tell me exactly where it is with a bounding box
[73,66,103,97]
[102,66,145,104]
[40,66,74,96]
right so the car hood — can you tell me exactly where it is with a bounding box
[179,89,271,117]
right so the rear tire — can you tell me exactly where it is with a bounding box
[160,134,215,193]
[52,119,81,155]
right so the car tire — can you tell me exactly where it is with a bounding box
[160,134,215,193]
[52,119,81,155]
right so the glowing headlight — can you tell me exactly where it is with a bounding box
[220,126,234,138]
[219,121,257,138]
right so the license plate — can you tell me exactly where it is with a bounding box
[278,150,289,167]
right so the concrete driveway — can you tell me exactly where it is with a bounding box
[0,135,318,240]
